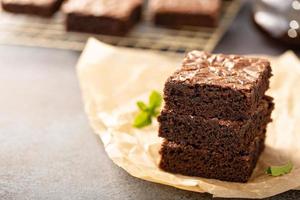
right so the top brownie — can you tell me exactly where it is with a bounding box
[164,51,272,120]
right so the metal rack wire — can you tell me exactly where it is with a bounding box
[0,0,241,53]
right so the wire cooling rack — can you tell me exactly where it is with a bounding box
[0,0,241,53]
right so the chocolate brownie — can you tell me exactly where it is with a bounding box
[1,0,64,17]
[164,51,272,120]
[63,0,142,36]
[149,0,221,28]
[159,96,274,149]
[159,130,266,183]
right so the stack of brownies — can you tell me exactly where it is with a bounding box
[158,51,274,182]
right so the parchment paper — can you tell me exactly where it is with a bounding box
[77,38,300,199]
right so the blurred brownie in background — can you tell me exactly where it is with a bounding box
[1,0,64,17]
[63,0,142,36]
[149,0,221,28]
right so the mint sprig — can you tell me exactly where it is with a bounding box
[133,91,162,128]
[265,161,293,177]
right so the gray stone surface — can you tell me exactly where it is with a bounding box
[0,46,213,200]
[0,47,299,200]
[0,2,299,200]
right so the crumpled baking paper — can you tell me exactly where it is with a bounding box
[77,38,300,199]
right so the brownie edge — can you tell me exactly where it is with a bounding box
[158,96,274,149]
[159,131,266,183]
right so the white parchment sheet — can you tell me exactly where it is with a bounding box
[77,38,300,199]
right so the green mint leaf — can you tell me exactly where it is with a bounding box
[133,111,152,128]
[149,91,162,111]
[265,161,293,176]
[133,90,162,129]
[137,101,148,111]
[153,110,160,117]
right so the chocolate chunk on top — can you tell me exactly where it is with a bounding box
[174,51,270,90]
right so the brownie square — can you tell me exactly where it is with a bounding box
[62,0,142,36]
[164,51,272,120]
[158,96,274,149]
[159,131,266,183]
[149,0,221,28]
[1,0,64,17]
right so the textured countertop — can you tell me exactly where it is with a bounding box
[0,1,299,200]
